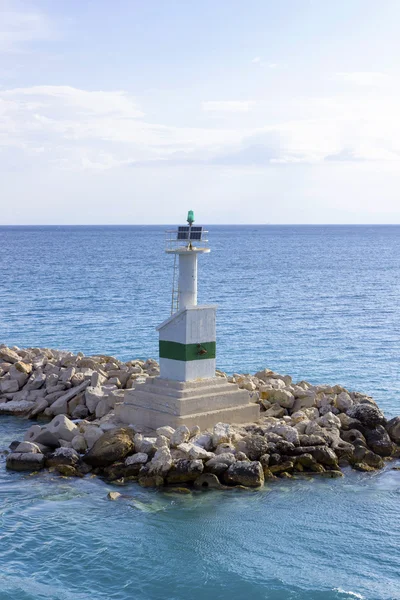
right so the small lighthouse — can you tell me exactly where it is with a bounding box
[117,212,259,431]
[159,211,216,382]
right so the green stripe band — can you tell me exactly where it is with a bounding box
[159,340,216,362]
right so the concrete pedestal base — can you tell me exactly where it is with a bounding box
[115,377,260,431]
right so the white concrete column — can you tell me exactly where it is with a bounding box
[178,252,197,309]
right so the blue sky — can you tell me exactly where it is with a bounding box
[1,0,400,224]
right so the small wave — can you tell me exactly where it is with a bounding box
[335,588,365,599]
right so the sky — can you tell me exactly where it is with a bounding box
[1,0,400,224]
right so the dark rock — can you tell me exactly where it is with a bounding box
[386,417,400,444]
[289,445,319,456]
[56,465,83,477]
[347,404,385,428]
[340,429,366,445]
[242,435,269,460]
[72,406,89,420]
[259,453,270,468]
[275,440,295,454]
[194,473,228,490]
[6,452,45,471]
[364,426,394,457]
[294,453,316,469]
[9,440,20,451]
[265,442,278,454]
[339,414,365,432]
[205,461,230,477]
[166,459,204,484]
[318,470,343,478]
[298,435,326,446]
[353,462,376,472]
[223,461,264,487]
[46,447,79,467]
[310,447,338,467]
[264,433,283,443]
[83,428,134,467]
[235,451,250,461]
[138,474,164,487]
[269,460,294,474]
[363,450,385,469]
[34,431,60,449]
[104,461,127,481]
[269,453,281,466]
[279,472,293,479]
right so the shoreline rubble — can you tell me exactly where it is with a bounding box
[1,344,400,491]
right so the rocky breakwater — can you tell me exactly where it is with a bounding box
[0,345,159,420]
[1,345,400,490]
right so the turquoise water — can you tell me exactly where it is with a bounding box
[0,225,400,599]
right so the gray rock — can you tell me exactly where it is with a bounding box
[6,452,45,471]
[133,434,156,456]
[47,380,90,417]
[83,426,103,449]
[224,460,264,487]
[0,400,35,415]
[240,435,269,461]
[298,434,326,446]
[33,430,61,449]
[71,435,87,453]
[72,405,89,420]
[386,417,400,444]
[46,447,79,467]
[125,452,148,466]
[25,372,46,391]
[0,379,19,393]
[207,452,236,465]
[15,441,42,453]
[46,415,79,442]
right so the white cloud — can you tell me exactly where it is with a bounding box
[1,83,400,171]
[202,101,256,113]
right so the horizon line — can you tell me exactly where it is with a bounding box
[1,223,400,227]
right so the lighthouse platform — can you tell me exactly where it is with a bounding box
[115,376,260,431]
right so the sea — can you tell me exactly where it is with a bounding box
[0,224,399,600]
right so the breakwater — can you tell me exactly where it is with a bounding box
[1,344,399,490]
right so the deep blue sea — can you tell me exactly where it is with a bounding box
[0,225,399,600]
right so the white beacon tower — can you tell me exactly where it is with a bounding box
[159,211,216,382]
[117,211,259,431]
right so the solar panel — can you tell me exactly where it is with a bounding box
[177,226,203,241]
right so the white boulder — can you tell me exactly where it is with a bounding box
[46,415,79,441]
[171,425,190,447]
[212,422,232,447]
